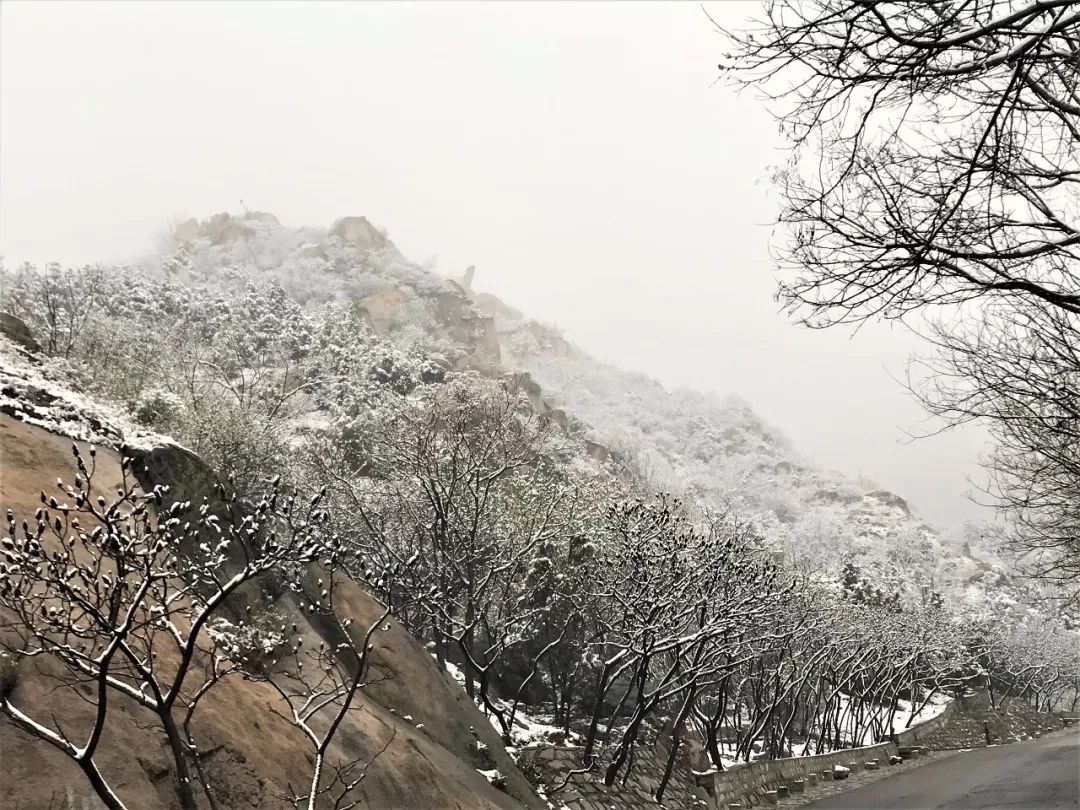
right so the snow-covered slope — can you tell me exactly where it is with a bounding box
[2,211,1058,622]
[474,280,1059,622]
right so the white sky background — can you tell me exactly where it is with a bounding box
[0,1,988,529]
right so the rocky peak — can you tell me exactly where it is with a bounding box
[172,210,280,247]
[329,215,395,252]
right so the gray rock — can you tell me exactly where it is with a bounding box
[0,313,40,353]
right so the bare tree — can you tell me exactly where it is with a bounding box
[720,0,1080,324]
[575,498,788,800]
[309,375,559,700]
[258,566,396,810]
[721,0,1080,584]
[0,446,331,810]
[913,302,1080,596]
[1,263,106,358]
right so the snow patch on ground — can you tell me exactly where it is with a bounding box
[437,656,579,749]
[0,338,173,451]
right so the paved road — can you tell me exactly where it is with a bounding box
[805,731,1080,809]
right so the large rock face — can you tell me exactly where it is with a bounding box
[172,211,281,247]
[358,286,408,335]
[0,313,40,353]
[0,411,544,810]
[437,283,501,365]
[330,216,394,252]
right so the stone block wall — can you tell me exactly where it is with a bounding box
[914,694,1065,749]
[708,700,958,808]
[514,702,959,810]
[894,699,958,747]
[707,741,897,809]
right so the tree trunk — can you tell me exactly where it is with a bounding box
[161,711,200,810]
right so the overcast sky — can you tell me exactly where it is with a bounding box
[0,1,988,529]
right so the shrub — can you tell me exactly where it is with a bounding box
[133,388,184,430]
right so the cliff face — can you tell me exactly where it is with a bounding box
[0,408,542,810]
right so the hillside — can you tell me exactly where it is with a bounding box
[133,210,1046,618]
[3,207,1057,621]
[456,254,1061,624]
[2,211,1076,810]
[0,346,543,810]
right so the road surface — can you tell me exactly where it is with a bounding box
[805,730,1080,809]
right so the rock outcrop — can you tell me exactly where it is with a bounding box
[438,282,501,364]
[173,211,281,247]
[330,216,394,252]
[0,313,40,353]
[358,286,408,335]
[0,394,544,809]
[865,490,911,516]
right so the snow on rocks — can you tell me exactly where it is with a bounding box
[476,768,506,790]
[0,337,173,452]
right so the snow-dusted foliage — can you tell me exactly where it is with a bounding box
[1,261,444,494]
[505,327,1071,624]
[151,213,448,302]
[2,212,1077,806]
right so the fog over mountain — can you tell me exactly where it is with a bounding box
[0,0,987,530]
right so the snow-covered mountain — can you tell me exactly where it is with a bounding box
[152,213,1072,619]
[461,264,1061,623]
[2,210,1060,622]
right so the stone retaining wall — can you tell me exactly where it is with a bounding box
[514,702,958,810]
[914,694,1066,749]
[708,700,957,808]
[894,699,958,746]
[707,741,898,809]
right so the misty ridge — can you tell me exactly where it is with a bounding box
[0,3,1078,810]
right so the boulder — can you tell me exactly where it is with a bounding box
[172,217,201,245]
[173,211,276,247]
[0,313,40,353]
[865,489,911,515]
[474,291,519,320]
[241,210,280,227]
[585,440,609,463]
[504,372,545,412]
[330,216,393,251]
[545,408,570,434]
[202,212,256,245]
[357,287,408,335]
